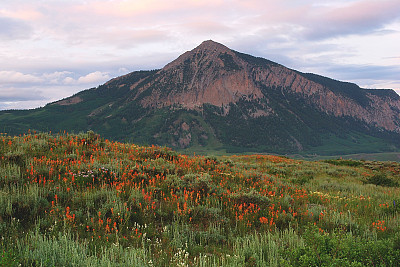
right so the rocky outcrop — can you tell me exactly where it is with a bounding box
[249,64,400,132]
[54,96,83,106]
[136,40,264,109]
[128,40,400,133]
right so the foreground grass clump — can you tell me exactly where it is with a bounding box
[1,132,400,266]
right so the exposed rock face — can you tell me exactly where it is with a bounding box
[134,40,264,108]
[249,63,400,132]
[54,96,83,106]
[126,40,400,133]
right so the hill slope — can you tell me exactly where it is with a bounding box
[1,132,400,265]
[1,40,400,155]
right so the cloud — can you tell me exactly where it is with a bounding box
[180,20,234,37]
[0,16,33,40]
[78,71,110,84]
[0,5,43,21]
[0,70,113,110]
[302,0,400,39]
[85,0,225,19]
[0,82,97,111]
[0,100,49,111]
[385,56,400,59]
[62,71,110,85]
[2,0,399,48]
[0,71,43,84]
[326,64,400,81]
[233,0,400,41]
[0,87,45,102]
[96,28,173,49]
[42,71,73,84]
[0,70,110,87]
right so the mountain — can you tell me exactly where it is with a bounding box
[1,40,400,155]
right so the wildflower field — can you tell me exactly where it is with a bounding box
[1,131,400,266]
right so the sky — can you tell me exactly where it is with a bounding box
[1,0,399,110]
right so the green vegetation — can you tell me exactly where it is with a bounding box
[1,49,400,157]
[218,53,241,71]
[299,73,371,106]
[340,152,400,162]
[1,132,399,266]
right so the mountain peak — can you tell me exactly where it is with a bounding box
[163,40,233,71]
[154,40,264,108]
[195,40,230,52]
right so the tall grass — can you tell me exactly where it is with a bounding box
[1,132,399,266]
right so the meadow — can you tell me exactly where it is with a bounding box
[1,131,399,266]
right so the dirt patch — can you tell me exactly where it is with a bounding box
[55,96,83,106]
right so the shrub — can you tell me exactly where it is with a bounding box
[231,189,270,207]
[324,159,363,167]
[364,172,398,187]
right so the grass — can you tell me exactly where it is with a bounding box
[1,131,399,266]
[299,132,398,156]
[290,152,400,163]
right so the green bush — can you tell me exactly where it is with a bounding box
[287,226,400,266]
[364,172,398,187]
[324,159,363,167]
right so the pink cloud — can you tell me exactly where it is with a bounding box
[0,6,43,21]
[233,0,400,40]
[303,0,400,39]
[76,0,224,19]
[325,0,400,23]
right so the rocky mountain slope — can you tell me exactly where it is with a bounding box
[1,40,400,155]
